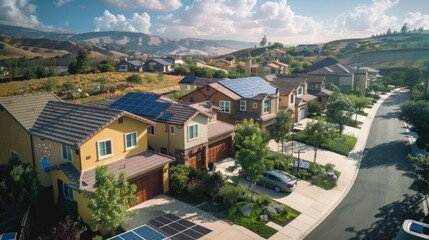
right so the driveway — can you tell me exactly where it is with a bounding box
[127,195,264,240]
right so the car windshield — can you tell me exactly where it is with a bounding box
[273,171,296,181]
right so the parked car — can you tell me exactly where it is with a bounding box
[245,170,298,193]
[396,219,429,240]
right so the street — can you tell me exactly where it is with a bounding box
[306,90,425,240]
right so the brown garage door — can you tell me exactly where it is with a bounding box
[188,149,205,169]
[208,137,232,163]
[129,169,163,207]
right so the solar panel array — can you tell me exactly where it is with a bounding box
[0,233,17,240]
[109,92,170,117]
[179,76,197,84]
[219,77,277,98]
[158,112,173,121]
[149,214,212,240]
[109,225,166,240]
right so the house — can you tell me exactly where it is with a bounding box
[207,58,236,69]
[178,76,223,94]
[350,66,383,88]
[180,77,279,129]
[304,57,355,93]
[263,48,287,58]
[295,44,321,54]
[29,101,174,223]
[115,58,144,72]
[251,60,289,75]
[0,93,61,166]
[0,66,9,79]
[144,58,174,73]
[305,75,334,109]
[89,92,235,167]
[269,76,318,122]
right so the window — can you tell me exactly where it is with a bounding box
[298,86,303,95]
[170,126,175,135]
[185,85,191,90]
[118,117,123,124]
[219,100,231,113]
[148,125,155,135]
[188,124,198,141]
[253,103,257,109]
[63,183,74,200]
[98,139,112,159]
[240,100,246,111]
[10,150,18,160]
[290,95,294,104]
[264,99,270,113]
[125,132,137,150]
[61,144,73,162]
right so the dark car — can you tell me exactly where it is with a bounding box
[246,170,298,193]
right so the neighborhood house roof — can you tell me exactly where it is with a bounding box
[151,59,173,66]
[127,60,143,66]
[270,79,303,96]
[179,76,197,84]
[218,77,277,98]
[30,101,154,148]
[0,93,61,130]
[207,120,235,140]
[208,82,241,100]
[179,76,223,86]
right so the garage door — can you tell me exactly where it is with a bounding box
[129,169,163,207]
[188,150,205,169]
[298,107,306,121]
[208,137,232,163]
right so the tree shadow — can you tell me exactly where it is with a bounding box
[345,193,425,240]
[360,140,413,172]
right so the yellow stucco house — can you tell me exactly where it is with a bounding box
[0,93,61,166]
[29,101,175,223]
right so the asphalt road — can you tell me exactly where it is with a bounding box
[306,90,425,240]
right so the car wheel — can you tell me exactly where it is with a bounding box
[274,186,281,193]
[245,175,252,182]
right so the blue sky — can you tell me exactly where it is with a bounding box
[1,0,428,44]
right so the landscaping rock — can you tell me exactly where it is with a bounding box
[272,204,285,213]
[263,205,278,218]
[258,214,269,223]
[326,172,337,182]
[240,203,254,217]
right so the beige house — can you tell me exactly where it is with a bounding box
[251,60,289,75]
[178,76,223,94]
[263,48,287,58]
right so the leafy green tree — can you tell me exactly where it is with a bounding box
[0,159,40,208]
[225,55,236,61]
[326,95,353,136]
[408,154,429,198]
[43,78,57,92]
[213,70,227,78]
[272,42,284,49]
[86,165,137,236]
[126,74,142,84]
[260,35,268,47]
[231,119,272,198]
[269,110,292,154]
[304,121,330,163]
[399,101,429,149]
[97,60,115,73]
[68,50,90,74]
[23,68,36,80]
[348,95,371,122]
[174,66,190,75]
[35,66,49,79]
[401,23,408,34]
[307,101,321,116]
[404,68,422,91]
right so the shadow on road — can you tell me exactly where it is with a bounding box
[361,140,411,171]
[345,193,425,240]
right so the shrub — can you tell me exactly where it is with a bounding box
[202,172,224,199]
[62,81,75,91]
[144,74,155,83]
[187,178,203,196]
[218,184,245,207]
[126,74,142,84]
[43,78,57,92]
[169,164,191,194]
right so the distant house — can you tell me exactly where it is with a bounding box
[305,75,334,109]
[144,58,174,73]
[295,44,321,54]
[0,67,9,79]
[251,60,289,75]
[180,77,279,129]
[208,58,236,69]
[115,58,144,72]
[178,76,224,94]
[263,48,287,58]
[350,66,383,88]
[304,57,355,93]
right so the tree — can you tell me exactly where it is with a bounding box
[404,68,422,91]
[174,66,190,75]
[272,42,284,49]
[231,119,272,198]
[418,27,424,33]
[35,66,49,79]
[269,110,292,154]
[398,101,429,149]
[86,165,137,236]
[408,154,429,200]
[23,68,36,80]
[51,216,80,240]
[213,70,227,78]
[43,78,57,92]
[126,74,142,84]
[62,81,75,91]
[0,158,40,208]
[304,121,330,163]
[260,35,268,47]
[386,28,392,35]
[68,50,90,74]
[349,95,371,122]
[97,60,115,73]
[307,101,321,116]
[326,95,353,136]
[401,23,408,34]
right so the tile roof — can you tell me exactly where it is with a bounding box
[151,59,173,66]
[218,77,277,98]
[81,150,175,192]
[50,163,81,190]
[304,58,352,76]
[270,79,303,96]
[209,82,241,100]
[179,76,197,84]
[0,93,61,130]
[303,57,339,72]
[179,76,223,86]
[208,120,234,140]
[315,89,335,96]
[297,94,318,102]
[30,101,154,147]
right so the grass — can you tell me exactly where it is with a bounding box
[0,72,182,101]
[293,131,357,156]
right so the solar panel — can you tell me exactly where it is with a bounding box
[158,112,173,121]
[134,225,166,240]
[219,77,277,98]
[179,76,197,84]
[109,93,170,118]
[0,233,17,240]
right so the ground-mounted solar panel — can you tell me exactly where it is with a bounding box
[134,225,167,240]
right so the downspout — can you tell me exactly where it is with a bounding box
[30,134,36,168]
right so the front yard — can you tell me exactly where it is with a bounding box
[293,130,357,156]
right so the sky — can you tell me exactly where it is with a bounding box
[1,0,429,44]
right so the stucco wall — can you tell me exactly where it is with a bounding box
[184,114,208,150]
[147,122,185,155]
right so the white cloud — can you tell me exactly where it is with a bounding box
[0,0,56,30]
[404,12,429,30]
[335,0,400,34]
[54,0,72,7]
[101,0,182,11]
[94,10,151,33]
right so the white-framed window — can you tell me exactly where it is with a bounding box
[10,150,18,160]
[188,124,199,141]
[148,125,155,135]
[321,82,325,89]
[298,86,303,95]
[125,132,137,150]
[264,99,270,113]
[240,100,246,111]
[61,144,73,162]
[185,85,191,90]
[219,100,231,113]
[170,125,175,135]
[253,103,257,109]
[63,183,74,200]
[290,95,295,104]
[98,139,112,159]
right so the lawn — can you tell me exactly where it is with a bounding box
[293,131,357,156]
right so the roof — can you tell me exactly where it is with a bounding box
[50,163,81,190]
[0,93,62,130]
[315,89,335,96]
[303,57,342,73]
[115,60,143,67]
[308,63,352,76]
[30,101,154,148]
[208,82,241,100]
[109,92,201,126]
[150,59,173,66]
[230,111,276,122]
[218,77,277,98]
[297,94,318,102]
[208,120,234,140]
[179,76,197,84]
[189,101,220,117]
[179,76,223,86]
[81,150,175,192]
[270,79,304,96]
